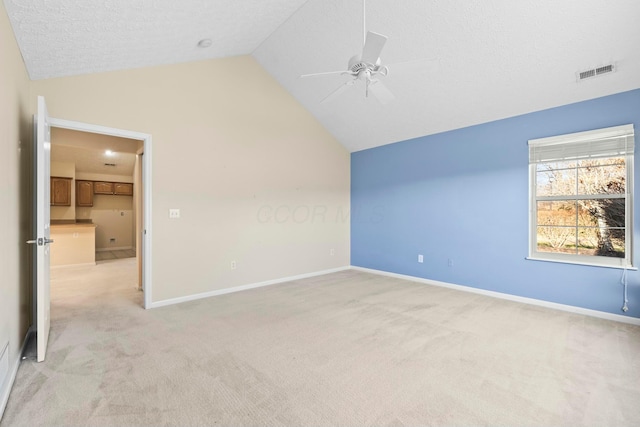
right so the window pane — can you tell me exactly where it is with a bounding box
[536,161,577,172]
[578,227,625,258]
[576,201,599,227]
[576,198,625,257]
[536,168,576,197]
[594,198,626,229]
[577,162,625,195]
[537,201,576,226]
[576,227,599,255]
[537,226,576,254]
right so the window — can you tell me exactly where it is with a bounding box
[528,124,634,268]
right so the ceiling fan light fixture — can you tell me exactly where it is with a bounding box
[300,0,397,105]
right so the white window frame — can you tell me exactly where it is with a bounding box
[528,124,634,269]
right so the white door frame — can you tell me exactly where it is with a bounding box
[48,117,153,309]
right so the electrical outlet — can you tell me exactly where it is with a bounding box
[230,260,237,270]
[418,254,423,263]
[330,248,335,256]
[169,209,180,219]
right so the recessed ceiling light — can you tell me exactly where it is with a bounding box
[105,150,115,156]
[197,38,212,48]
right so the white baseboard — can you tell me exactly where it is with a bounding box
[352,266,640,326]
[0,325,34,422]
[96,246,133,252]
[150,266,351,309]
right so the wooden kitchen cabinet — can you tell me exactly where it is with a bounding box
[93,181,114,194]
[76,180,94,207]
[50,177,72,206]
[114,182,133,196]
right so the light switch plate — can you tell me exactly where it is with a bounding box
[169,209,180,219]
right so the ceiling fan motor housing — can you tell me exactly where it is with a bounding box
[349,55,383,75]
[348,55,367,74]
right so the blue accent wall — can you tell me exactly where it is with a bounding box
[351,89,640,319]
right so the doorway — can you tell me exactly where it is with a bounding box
[48,117,153,308]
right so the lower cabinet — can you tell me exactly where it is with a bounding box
[50,224,96,267]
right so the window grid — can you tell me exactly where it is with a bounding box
[528,125,634,268]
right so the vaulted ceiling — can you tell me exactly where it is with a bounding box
[5,0,640,152]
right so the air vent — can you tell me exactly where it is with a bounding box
[577,63,615,81]
[579,69,596,80]
[104,163,116,167]
[595,64,613,75]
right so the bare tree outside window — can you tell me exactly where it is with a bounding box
[535,157,626,258]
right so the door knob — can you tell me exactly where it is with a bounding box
[26,238,54,246]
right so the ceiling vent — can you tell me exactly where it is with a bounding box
[577,64,615,81]
[104,163,117,167]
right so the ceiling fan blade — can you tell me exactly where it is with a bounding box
[320,80,355,104]
[368,80,395,104]
[300,70,350,78]
[361,31,388,65]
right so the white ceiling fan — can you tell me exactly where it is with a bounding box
[300,0,396,104]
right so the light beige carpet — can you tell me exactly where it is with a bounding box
[2,259,640,426]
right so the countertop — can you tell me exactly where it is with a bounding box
[50,221,96,229]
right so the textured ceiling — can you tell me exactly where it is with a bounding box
[254,0,640,151]
[3,0,308,80]
[5,0,640,152]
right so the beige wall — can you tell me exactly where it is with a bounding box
[75,172,135,250]
[1,0,349,409]
[50,161,75,220]
[31,56,350,302]
[0,2,32,403]
[77,195,134,250]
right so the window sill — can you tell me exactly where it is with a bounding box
[526,256,636,270]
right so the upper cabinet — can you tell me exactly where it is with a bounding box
[76,180,93,207]
[93,181,114,194]
[75,180,132,207]
[93,181,133,196]
[50,177,72,206]
[114,183,133,196]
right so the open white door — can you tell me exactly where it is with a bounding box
[29,96,52,362]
